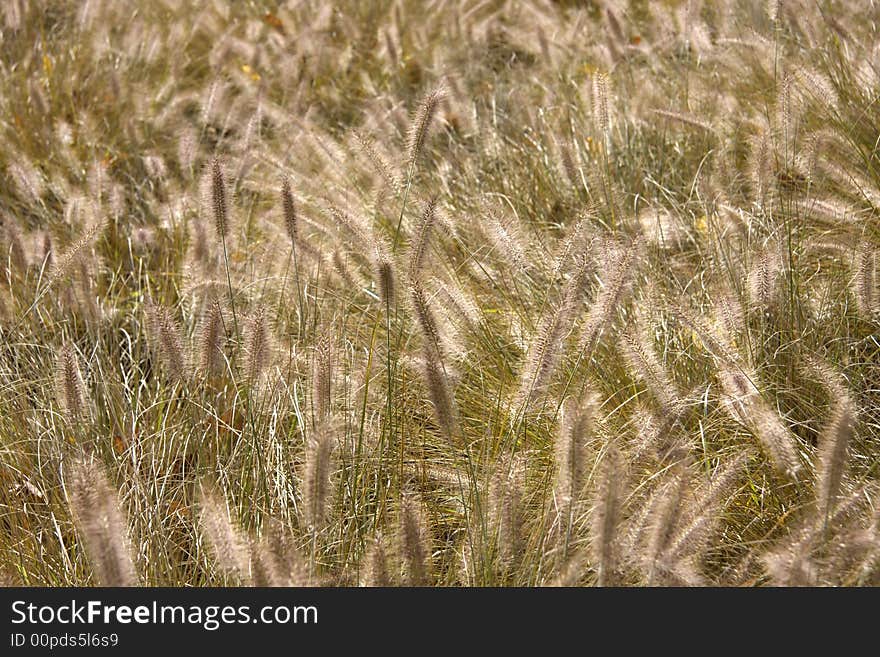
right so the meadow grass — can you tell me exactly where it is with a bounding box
[0,0,878,586]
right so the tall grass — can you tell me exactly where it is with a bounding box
[0,0,878,587]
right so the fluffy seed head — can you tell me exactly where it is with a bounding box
[198,302,226,377]
[361,534,391,586]
[853,241,877,319]
[752,404,802,478]
[198,481,251,580]
[664,452,750,566]
[815,375,855,521]
[489,454,526,568]
[0,216,27,280]
[66,456,138,586]
[210,157,229,238]
[591,444,623,586]
[410,281,458,440]
[421,342,458,441]
[375,242,396,306]
[555,396,594,509]
[591,72,610,137]
[243,309,271,389]
[398,490,431,586]
[301,428,335,531]
[748,244,784,311]
[406,84,447,171]
[55,342,89,422]
[145,302,187,382]
[281,178,297,243]
[312,333,334,421]
[578,239,639,355]
[514,273,583,410]
[620,322,679,412]
[644,464,688,585]
[408,196,438,279]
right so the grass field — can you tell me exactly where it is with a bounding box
[0,0,878,586]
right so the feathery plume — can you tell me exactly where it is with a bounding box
[485,213,529,275]
[431,276,481,329]
[748,244,784,311]
[301,427,335,531]
[55,342,89,422]
[0,289,10,323]
[312,333,334,422]
[515,267,586,409]
[242,309,271,389]
[591,72,610,138]
[577,239,639,355]
[856,494,880,585]
[651,109,715,133]
[637,207,685,251]
[673,304,742,367]
[8,162,44,206]
[665,452,750,565]
[198,302,225,377]
[330,248,359,290]
[375,242,396,306]
[210,157,229,238]
[399,490,432,586]
[752,403,802,478]
[66,456,138,586]
[410,281,442,352]
[411,280,458,439]
[718,363,800,476]
[776,74,800,152]
[558,140,579,188]
[39,231,53,269]
[630,400,689,463]
[813,365,855,522]
[644,464,688,585]
[555,396,594,510]
[408,196,438,279]
[421,341,459,441]
[3,0,22,31]
[713,288,746,344]
[250,518,310,587]
[852,241,877,319]
[145,302,187,382]
[591,445,623,586]
[281,178,297,243]
[361,534,391,586]
[605,7,626,50]
[177,127,198,179]
[353,130,400,194]
[764,545,817,586]
[250,537,288,587]
[552,210,596,278]
[489,454,526,568]
[620,321,679,412]
[198,481,251,580]
[748,129,773,203]
[0,216,27,280]
[189,215,211,269]
[46,222,103,292]
[406,84,447,172]
[143,154,167,184]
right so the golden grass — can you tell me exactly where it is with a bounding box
[0,0,878,586]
